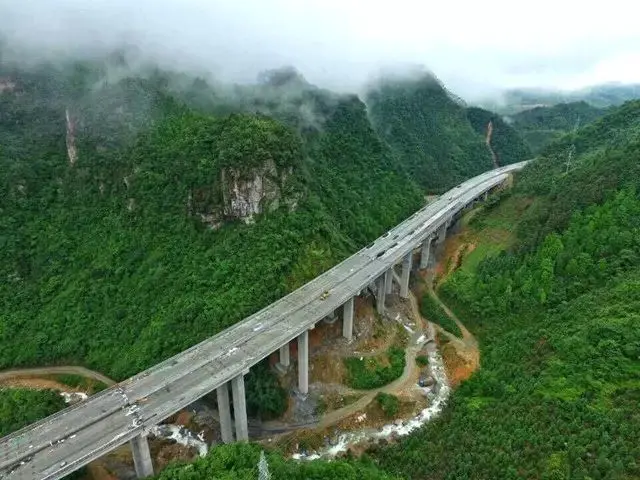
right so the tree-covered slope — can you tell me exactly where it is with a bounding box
[0,389,66,437]
[373,100,640,479]
[515,99,640,249]
[0,58,423,380]
[508,101,608,154]
[365,73,494,193]
[466,106,532,165]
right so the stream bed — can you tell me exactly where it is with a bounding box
[292,345,451,460]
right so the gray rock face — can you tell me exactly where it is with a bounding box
[220,160,293,224]
[189,160,298,228]
[0,78,16,93]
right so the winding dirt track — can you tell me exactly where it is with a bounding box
[0,366,115,386]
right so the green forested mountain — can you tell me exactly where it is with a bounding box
[508,101,608,154]
[365,73,521,193]
[515,99,640,248]
[0,57,427,381]
[9,48,627,480]
[373,100,640,479]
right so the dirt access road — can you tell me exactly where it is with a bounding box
[0,366,115,390]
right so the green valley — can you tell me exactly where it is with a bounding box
[1,43,640,480]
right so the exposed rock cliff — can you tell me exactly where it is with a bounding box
[221,160,292,224]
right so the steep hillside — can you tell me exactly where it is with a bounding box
[466,106,532,165]
[508,101,608,153]
[373,100,640,479]
[365,73,494,193]
[0,58,423,380]
[515,99,640,248]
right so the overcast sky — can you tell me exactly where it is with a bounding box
[1,0,639,99]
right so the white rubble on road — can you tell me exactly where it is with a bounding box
[60,392,88,404]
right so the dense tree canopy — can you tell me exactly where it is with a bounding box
[0,389,66,437]
[155,443,397,480]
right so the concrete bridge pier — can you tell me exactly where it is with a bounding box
[436,222,448,244]
[130,434,154,478]
[231,374,249,441]
[483,191,488,201]
[278,342,291,370]
[420,238,431,269]
[384,268,393,294]
[216,383,234,443]
[400,252,412,298]
[342,297,354,340]
[298,330,309,394]
[376,275,386,314]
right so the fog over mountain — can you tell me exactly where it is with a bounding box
[1,0,640,99]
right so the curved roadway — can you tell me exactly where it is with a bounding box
[0,162,527,480]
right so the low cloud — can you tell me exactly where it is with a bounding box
[1,0,639,100]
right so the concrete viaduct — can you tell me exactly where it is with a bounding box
[0,162,527,480]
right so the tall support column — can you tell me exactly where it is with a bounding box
[231,374,249,441]
[279,342,290,368]
[216,383,234,444]
[342,297,354,340]
[130,434,154,478]
[437,222,447,244]
[400,252,412,298]
[420,239,431,270]
[384,268,393,294]
[298,330,309,394]
[376,275,386,314]
[483,191,488,201]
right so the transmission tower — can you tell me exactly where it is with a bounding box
[258,451,271,480]
[565,115,581,174]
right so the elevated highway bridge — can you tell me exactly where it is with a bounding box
[0,162,528,480]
